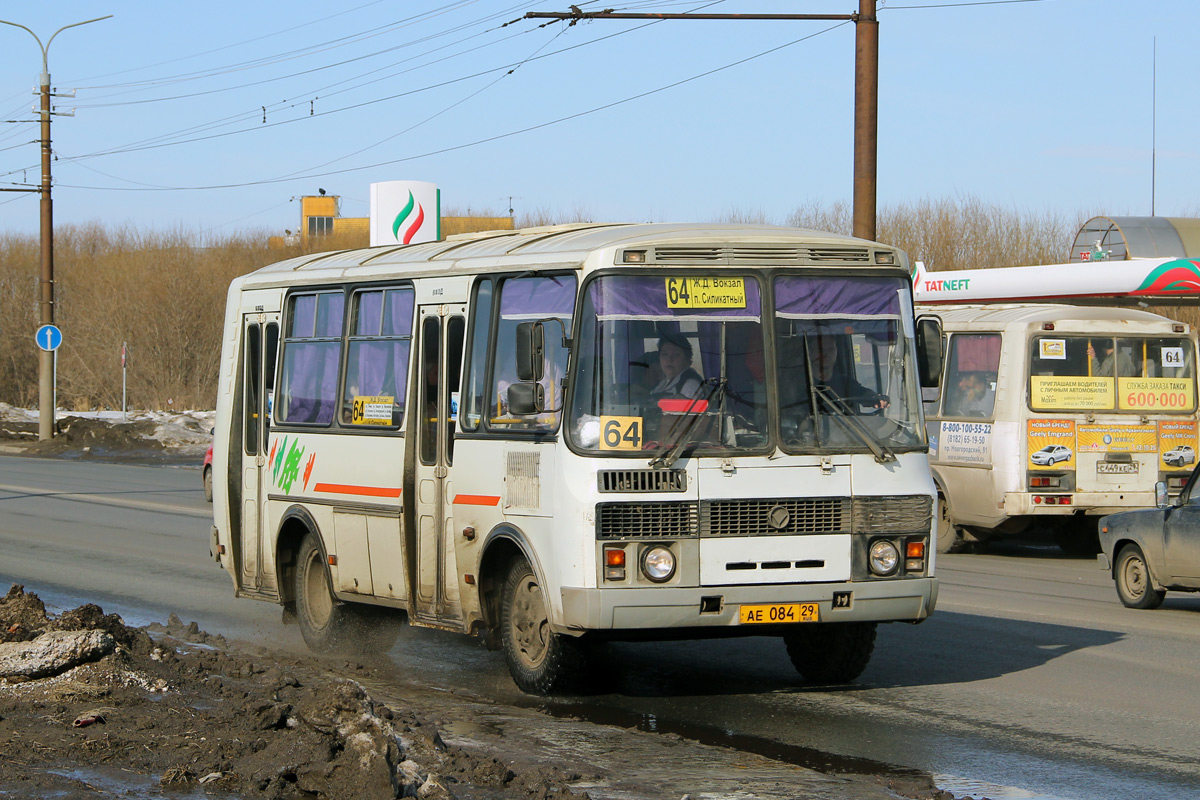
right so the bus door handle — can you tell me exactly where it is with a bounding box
[256,454,267,468]
[434,466,448,478]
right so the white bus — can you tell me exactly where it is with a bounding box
[923,304,1198,554]
[913,258,1200,554]
[210,223,941,694]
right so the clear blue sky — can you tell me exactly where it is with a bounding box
[1,1,1195,239]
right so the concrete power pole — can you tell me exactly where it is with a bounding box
[525,1,880,241]
[0,15,112,441]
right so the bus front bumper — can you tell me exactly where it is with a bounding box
[558,577,938,632]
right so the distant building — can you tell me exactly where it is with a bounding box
[269,192,514,249]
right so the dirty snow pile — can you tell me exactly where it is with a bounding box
[0,403,213,456]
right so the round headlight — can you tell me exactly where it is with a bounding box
[868,540,900,576]
[641,545,676,583]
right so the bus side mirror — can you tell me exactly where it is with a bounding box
[516,321,545,382]
[916,316,943,389]
[508,382,545,415]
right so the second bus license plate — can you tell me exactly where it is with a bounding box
[738,602,819,624]
[1097,462,1138,474]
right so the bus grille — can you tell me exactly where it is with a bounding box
[852,495,932,532]
[596,502,698,538]
[700,498,850,537]
[598,469,687,493]
[594,495,931,539]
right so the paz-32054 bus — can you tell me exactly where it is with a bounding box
[209,223,941,694]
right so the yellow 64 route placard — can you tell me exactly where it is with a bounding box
[599,416,644,450]
[664,277,746,309]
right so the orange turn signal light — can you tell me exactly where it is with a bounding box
[906,541,925,559]
[604,548,626,567]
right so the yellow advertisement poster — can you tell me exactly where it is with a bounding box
[1117,377,1196,412]
[1029,376,1113,410]
[1077,424,1157,453]
[665,277,746,309]
[1157,420,1198,470]
[1027,419,1075,470]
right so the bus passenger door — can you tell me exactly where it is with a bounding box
[412,305,466,624]
[239,313,279,593]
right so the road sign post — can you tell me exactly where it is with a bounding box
[35,324,61,432]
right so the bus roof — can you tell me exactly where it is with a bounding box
[237,222,904,289]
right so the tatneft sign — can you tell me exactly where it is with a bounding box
[370,181,441,246]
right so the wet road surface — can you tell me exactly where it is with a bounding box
[2,455,1199,799]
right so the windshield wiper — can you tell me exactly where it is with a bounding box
[811,385,896,464]
[649,378,726,469]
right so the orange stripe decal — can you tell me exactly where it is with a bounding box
[453,494,501,506]
[313,483,401,498]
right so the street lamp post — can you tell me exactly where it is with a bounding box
[0,15,112,441]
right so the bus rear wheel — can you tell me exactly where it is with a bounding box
[784,622,877,684]
[294,532,354,652]
[500,559,584,695]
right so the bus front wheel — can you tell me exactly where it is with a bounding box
[936,494,965,554]
[500,559,584,695]
[784,622,877,684]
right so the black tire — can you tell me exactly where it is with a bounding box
[936,494,965,554]
[1114,543,1166,610]
[500,558,585,695]
[784,622,877,684]
[294,532,355,652]
[203,467,213,503]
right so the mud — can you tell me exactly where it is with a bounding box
[0,585,591,799]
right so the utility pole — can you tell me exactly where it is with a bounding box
[0,15,112,441]
[524,1,880,241]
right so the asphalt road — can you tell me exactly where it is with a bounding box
[2,454,1198,800]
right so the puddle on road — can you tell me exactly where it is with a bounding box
[934,774,1063,800]
[532,699,927,780]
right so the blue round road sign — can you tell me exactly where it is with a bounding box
[35,324,62,352]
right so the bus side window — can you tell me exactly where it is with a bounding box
[459,279,493,432]
[277,291,344,426]
[946,333,1000,418]
[340,287,414,428]
[486,274,576,432]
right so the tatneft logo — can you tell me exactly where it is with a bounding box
[391,191,425,244]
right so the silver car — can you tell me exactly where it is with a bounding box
[1098,469,1200,608]
[1030,444,1072,466]
[1163,445,1195,468]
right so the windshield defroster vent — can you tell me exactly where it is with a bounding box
[642,245,872,265]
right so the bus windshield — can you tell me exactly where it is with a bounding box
[567,273,925,456]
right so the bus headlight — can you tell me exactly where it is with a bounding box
[868,540,900,576]
[640,545,676,583]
